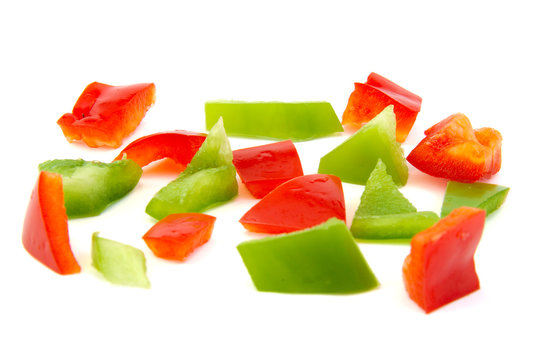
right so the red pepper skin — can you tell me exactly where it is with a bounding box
[142,213,216,261]
[407,113,502,182]
[232,140,304,198]
[342,73,422,142]
[402,207,485,313]
[57,82,156,148]
[239,174,346,234]
[22,172,81,275]
[114,130,207,168]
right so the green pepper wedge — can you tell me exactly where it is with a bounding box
[38,158,142,218]
[146,118,238,220]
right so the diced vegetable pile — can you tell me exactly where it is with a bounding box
[22,74,508,313]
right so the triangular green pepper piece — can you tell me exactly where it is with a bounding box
[146,118,238,220]
[318,105,408,186]
[441,181,510,217]
[351,159,438,242]
[354,159,416,218]
[237,218,379,294]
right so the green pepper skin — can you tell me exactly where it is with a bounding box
[146,118,238,220]
[351,211,439,242]
[237,218,379,294]
[318,105,408,186]
[205,101,343,141]
[355,159,415,217]
[38,159,142,218]
[441,181,510,218]
[92,232,150,288]
[146,166,238,220]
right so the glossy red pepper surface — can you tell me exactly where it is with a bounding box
[142,213,216,261]
[342,72,422,142]
[232,140,303,198]
[57,82,156,148]
[22,172,81,275]
[239,174,346,234]
[407,113,502,182]
[115,130,206,168]
[402,207,485,313]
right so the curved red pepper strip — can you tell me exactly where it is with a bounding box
[114,130,207,168]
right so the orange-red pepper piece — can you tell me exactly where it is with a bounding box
[407,113,502,182]
[57,82,156,148]
[402,207,485,313]
[342,72,422,142]
[142,213,216,261]
[22,172,81,275]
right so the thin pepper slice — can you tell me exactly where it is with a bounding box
[22,171,81,275]
[440,181,509,217]
[114,130,206,168]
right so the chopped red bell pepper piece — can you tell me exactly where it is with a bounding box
[239,174,346,234]
[22,171,81,275]
[232,140,304,198]
[342,72,422,142]
[142,213,216,261]
[114,130,207,168]
[407,113,502,182]
[402,207,486,313]
[57,82,156,148]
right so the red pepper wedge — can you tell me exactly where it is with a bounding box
[342,72,422,142]
[142,213,216,261]
[22,171,81,275]
[407,113,502,182]
[239,174,346,234]
[402,207,485,313]
[114,130,207,168]
[232,140,304,198]
[57,82,156,148]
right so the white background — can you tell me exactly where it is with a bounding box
[1,1,532,359]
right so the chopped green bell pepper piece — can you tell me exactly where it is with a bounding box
[355,159,416,217]
[38,158,142,218]
[92,232,150,289]
[441,181,510,217]
[237,218,379,294]
[351,212,439,242]
[205,101,343,141]
[318,105,408,186]
[146,118,238,220]
[350,159,438,243]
